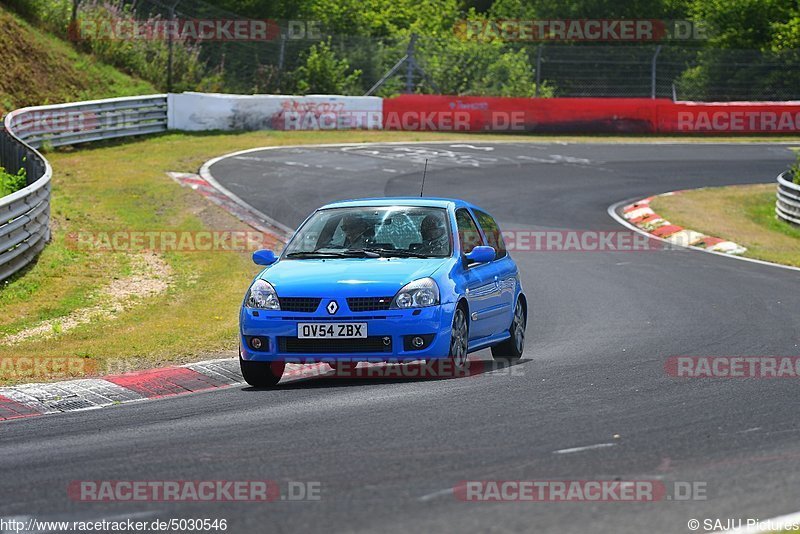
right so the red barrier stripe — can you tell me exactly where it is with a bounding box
[0,395,41,420]
[652,224,683,238]
[105,367,230,399]
[382,95,800,134]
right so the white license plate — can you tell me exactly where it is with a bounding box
[297,323,367,339]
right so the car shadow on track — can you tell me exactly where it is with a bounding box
[242,358,534,390]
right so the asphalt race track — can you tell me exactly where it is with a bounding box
[3,142,800,534]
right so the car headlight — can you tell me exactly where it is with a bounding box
[391,278,440,309]
[246,279,280,310]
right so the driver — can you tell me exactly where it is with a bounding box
[341,214,374,248]
[417,214,449,255]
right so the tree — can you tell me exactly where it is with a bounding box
[290,39,362,94]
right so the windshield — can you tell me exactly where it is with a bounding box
[283,206,452,258]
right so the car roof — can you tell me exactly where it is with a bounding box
[319,197,484,211]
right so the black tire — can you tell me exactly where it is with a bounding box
[239,355,285,388]
[491,298,526,361]
[447,305,470,373]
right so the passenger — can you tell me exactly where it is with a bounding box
[417,214,449,255]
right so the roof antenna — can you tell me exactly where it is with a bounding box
[419,159,428,197]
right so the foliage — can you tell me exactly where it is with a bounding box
[288,39,362,94]
[6,0,800,98]
[72,1,212,92]
[0,165,27,198]
[790,153,800,185]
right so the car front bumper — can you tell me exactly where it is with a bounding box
[239,302,457,363]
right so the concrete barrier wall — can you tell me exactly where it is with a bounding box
[168,93,383,131]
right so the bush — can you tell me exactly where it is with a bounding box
[289,39,362,95]
[418,37,553,97]
[0,165,27,197]
[70,1,209,92]
[5,0,72,35]
[790,154,800,185]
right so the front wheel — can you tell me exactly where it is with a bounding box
[239,354,285,388]
[491,299,525,361]
[448,306,469,372]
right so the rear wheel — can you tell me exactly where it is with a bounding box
[239,355,285,388]
[448,306,469,372]
[491,299,525,361]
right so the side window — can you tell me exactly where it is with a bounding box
[455,209,483,254]
[473,210,507,259]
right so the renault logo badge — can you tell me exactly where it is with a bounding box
[327,300,338,315]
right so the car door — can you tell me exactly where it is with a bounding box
[472,208,517,336]
[455,208,498,340]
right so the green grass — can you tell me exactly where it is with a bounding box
[651,183,800,267]
[0,5,154,115]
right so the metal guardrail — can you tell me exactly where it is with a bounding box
[776,171,800,226]
[0,95,167,282]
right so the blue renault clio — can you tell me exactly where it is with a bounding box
[239,198,526,387]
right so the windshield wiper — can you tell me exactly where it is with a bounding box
[362,248,430,258]
[286,249,380,259]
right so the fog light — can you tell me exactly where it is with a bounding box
[248,336,268,350]
[251,338,262,349]
[403,334,435,351]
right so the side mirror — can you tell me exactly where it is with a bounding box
[465,245,495,264]
[252,249,277,266]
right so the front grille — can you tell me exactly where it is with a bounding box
[279,297,321,313]
[278,336,393,354]
[347,297,393,312]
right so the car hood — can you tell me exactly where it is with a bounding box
[260,257,448,297]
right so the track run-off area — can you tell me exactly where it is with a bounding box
[3,141,800,533]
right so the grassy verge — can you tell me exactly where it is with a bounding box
[0,6,154,114]
[651,183,800,267]
[2,131,800,386]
